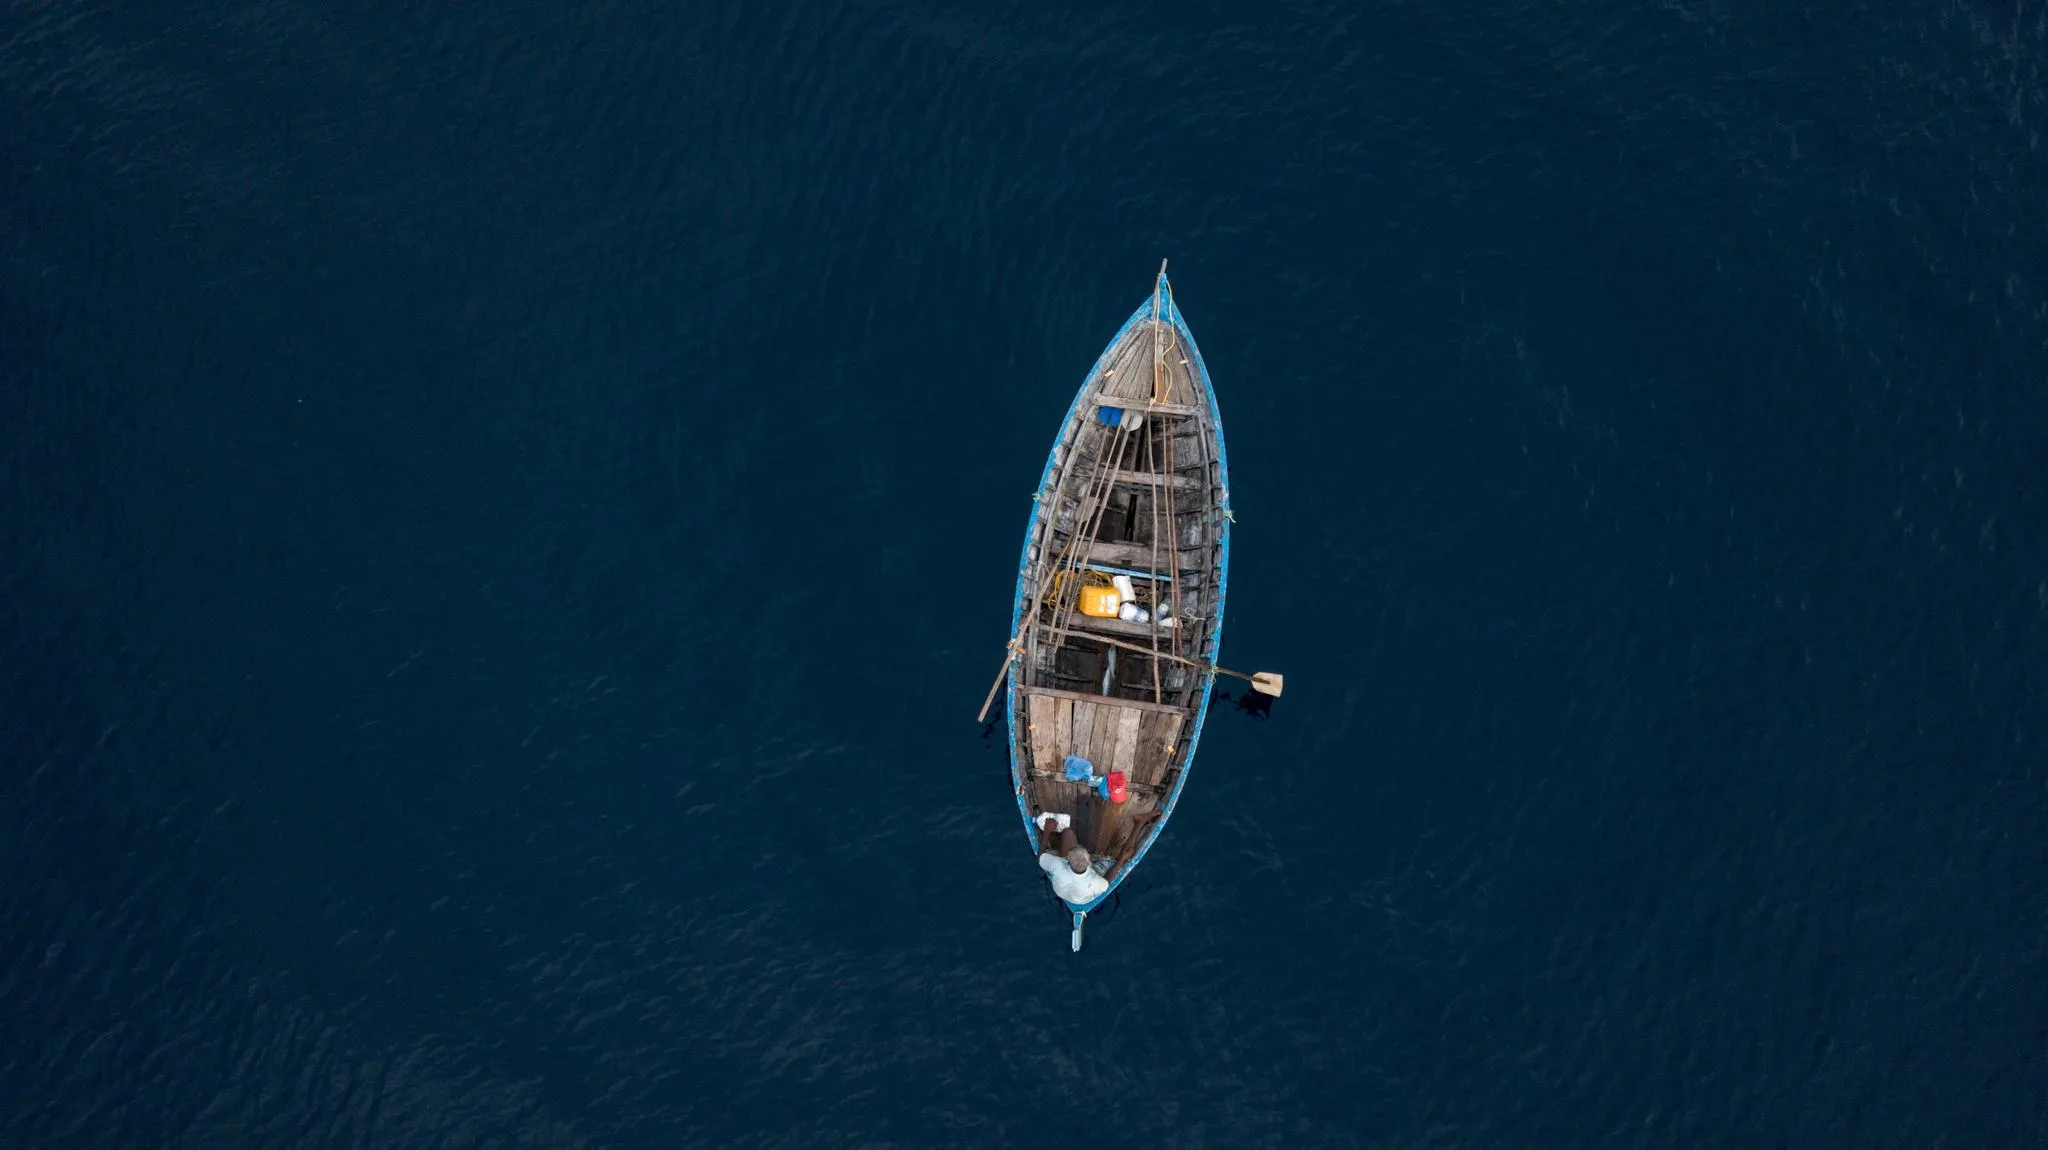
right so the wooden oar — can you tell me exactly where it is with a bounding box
[975,640,1023,724]
[1084,632,1284,697]
[977,422,1145,725]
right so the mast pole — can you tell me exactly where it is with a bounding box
[1151,260,1168,404]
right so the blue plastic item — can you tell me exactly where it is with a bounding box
[1096,406,1124,427]
[1062,754,1096,782]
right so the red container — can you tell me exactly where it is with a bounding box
[1106,770,1128,804]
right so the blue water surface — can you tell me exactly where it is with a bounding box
[3,1,2043,1145]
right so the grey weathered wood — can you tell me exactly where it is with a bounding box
[1018,685,1186,716]
[1094,396,1205,417]
[1067,612,1187,642]
[1080,539,1208,568]
[1070,704,1096,768]
[1092,707,1119,767]
[1028,694,1057,774]
[1013,291,1226,865]
[1149,714,1185,786]
[1110,708,1141,777]
[1106,468,1201,491]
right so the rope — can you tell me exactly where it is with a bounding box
[1142,399,1164,705]
[1040,416,1135,655]
[1155,288,1187,671]
[1017,355,1147,686]
[1162,390,1185,669]
[981,359,1139,722]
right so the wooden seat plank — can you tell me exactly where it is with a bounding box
[1081,539,1208,568]
[1106,468,1201,491]
[1110,708,1142,776]
[1071,704,1096,769]
[1028,694,1057,774]
[1093,395,1205,417]
[1016,684,1187,716]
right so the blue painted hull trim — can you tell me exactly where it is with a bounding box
[1005,270,1232,936]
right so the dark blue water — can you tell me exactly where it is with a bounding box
[5,2,2044,1145]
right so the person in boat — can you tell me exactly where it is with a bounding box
[1034,812,1109,904]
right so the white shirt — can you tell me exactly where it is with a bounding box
[1040,853,1110,904]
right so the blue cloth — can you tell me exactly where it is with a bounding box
[1062,754,1096,782]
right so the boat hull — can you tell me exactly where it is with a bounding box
[1002,272,1231,923]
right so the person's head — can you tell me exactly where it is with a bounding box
[1065,847,1091,875]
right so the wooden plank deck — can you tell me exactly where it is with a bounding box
[1022,694,1186,786]
[1094,316,1199,409]
[1017,293,1219,870]
[1110,708,1141,776]
[1026,694,1055,774]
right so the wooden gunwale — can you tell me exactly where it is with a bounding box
[1002,266,1231,943]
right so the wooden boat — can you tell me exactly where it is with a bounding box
[979,263,1264,952]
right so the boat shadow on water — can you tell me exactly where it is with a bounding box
[1215,687,1274,721]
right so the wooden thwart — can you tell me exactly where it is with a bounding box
[1067,613,1182,642]
[1106,468,1201,491]
[1081,539,1207,567]
[1017,685,1186,715]
[1094,396,1205,417]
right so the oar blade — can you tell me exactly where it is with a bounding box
[1250,672,1284,697]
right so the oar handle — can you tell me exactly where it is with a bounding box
[974,640,1025,724]
[1080,634,1280,696]
[1081,632,1221,676]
